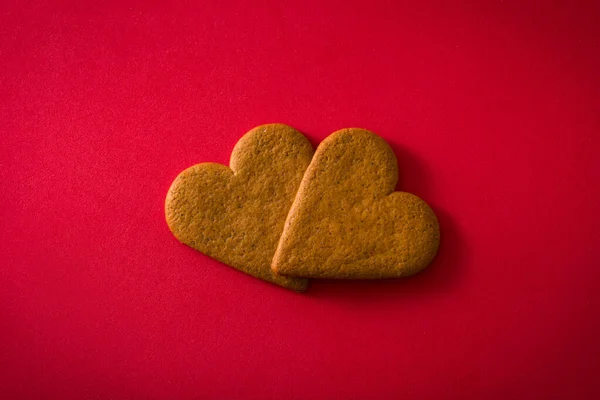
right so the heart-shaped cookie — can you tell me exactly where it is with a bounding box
[165,124,314,291]
[272,128,439,279]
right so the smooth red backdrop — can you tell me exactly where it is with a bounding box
[2,1,600,399]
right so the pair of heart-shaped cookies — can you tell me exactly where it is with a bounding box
[165,124,439,291]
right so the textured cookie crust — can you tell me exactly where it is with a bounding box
[165,124,313,291]
[272,128,440,279]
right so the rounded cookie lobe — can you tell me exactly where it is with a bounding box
[165,124,313,291]
[272,128,440,279]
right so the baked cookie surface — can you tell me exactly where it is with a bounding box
[272,128,439,279]
[166,124,313,291]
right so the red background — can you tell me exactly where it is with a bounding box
[2,1,600,399]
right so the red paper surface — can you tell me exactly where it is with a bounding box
[2,1,600,399]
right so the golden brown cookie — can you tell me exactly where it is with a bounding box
[165,124,313,291]
[272,128,439,279]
